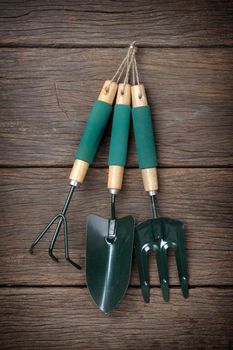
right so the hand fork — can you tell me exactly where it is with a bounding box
[131,83,189,302]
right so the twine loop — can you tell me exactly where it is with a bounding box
[105,41,137,94]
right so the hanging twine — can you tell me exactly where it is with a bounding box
[132,55,143,99]
[121,43,137,94]
[105,41,137,93]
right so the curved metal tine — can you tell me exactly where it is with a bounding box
[48,213,65,262]
[63,214,82,270]
[30,213,62,254]
[156,246,169,302]
[174,242,189,299]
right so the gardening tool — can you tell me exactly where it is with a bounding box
[131,62,189,302]
[30,43,136,269]
[29,79,118,269]
[86,82,135,313]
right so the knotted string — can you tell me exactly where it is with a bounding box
[105,41,137,93]
[121,43,137,94]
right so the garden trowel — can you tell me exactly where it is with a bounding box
[86,84,135,313]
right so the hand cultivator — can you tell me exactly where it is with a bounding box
[30,48,127,268]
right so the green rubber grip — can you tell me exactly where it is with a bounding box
[75,100,112,164]
[108,104,131,166]
[132,105,158,169]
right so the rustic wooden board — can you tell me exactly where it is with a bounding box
[0,167,232,286]
[0,1,232,349]
[0,0,233,47]
[0,48,233,167]
[0,287,232,349]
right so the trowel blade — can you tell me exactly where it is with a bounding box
[86,213,135,313]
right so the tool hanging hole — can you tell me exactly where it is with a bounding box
[106,218,117,244]
[105,236,117,245]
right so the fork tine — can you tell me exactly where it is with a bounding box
[136,247,150,303]
[163,218,189,299]
[156,246,169,302]
[174,242,189,298]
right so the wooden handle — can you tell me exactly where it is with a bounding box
[98,80,118,104]
[116,83,131,105]
[131,84,148,107]
[141,168,158,192]
[108,165,124,191]
[69,159,89,184]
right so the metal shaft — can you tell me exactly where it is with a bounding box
[111,194,116,220]
[150,194,158,219]
[63,185,76,214]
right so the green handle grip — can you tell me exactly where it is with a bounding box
[132,105,158,169]
[75,100,112,164]
[108,104,131,166]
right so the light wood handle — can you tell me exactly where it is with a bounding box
[141,167,158,192]
[116,83,131,105]
[98,80,118,104]
[108,166,124,191]
[69,159,89,184]
[131,84,148,107]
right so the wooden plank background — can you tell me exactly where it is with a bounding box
[0,0,233,47]
[0,1,233,349]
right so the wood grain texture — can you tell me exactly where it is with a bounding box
[0,287,232,349]
[0,1,232,349]
[0,0,233,47]
[0,48,233,167]
[0,167,232,286]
